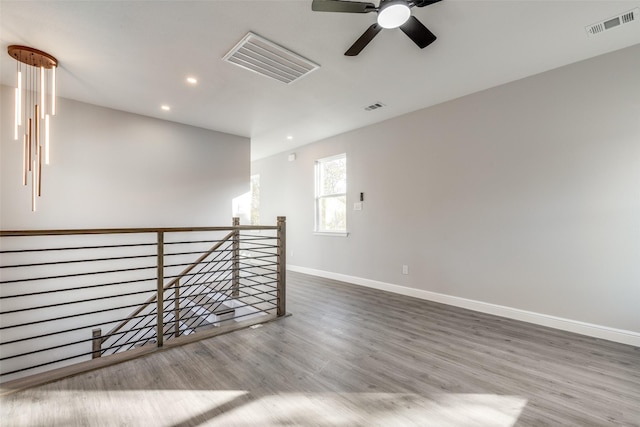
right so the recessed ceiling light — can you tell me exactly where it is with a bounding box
[186,77,198,85]
[287,136,293,140]
[161,105,170,111]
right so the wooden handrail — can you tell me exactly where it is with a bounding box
[100,230,235,344]
[0,225,277,237]
[0,217,285,379]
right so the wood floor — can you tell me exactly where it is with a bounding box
[2,271,639,426]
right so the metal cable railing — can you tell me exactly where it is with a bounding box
[0,217,286,384]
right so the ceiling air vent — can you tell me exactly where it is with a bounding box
[223,32,320,84]
[585,8,638,36]
[364,102,385,111]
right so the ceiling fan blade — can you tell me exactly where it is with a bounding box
[399,16,437,49]
[413,0,443,7]
[345,23,383,56]
[312,0,376,13]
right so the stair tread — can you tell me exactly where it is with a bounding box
[184,294,235,315]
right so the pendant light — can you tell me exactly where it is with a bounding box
[8,45,58,212]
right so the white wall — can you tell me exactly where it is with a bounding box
[253,45,640,339]
[1,85,250,229]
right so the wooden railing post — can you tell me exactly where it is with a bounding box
[174,279,180,338]
[232,217,240,298]
[92,328,102,359]
[157,231,164,348]
[101,230,235,347]
[276,216,286,317]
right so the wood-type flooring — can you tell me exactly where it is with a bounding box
[1,271,639,426]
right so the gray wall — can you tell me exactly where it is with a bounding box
[1,85,249,229]
[253,44,640,333]
[0,85,250,381]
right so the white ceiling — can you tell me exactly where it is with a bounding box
[2,1,639,160]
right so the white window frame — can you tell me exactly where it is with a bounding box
[314,153,348,236]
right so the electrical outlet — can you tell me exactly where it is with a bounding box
[402,265,409,275]
[290,250,294,257]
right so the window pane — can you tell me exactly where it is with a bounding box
[320,157,346,196]
[319,195,346,232]
[250,174,260,225]
[231,174,260,225]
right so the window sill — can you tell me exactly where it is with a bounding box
[313,231,349,237]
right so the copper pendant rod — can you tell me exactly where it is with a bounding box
[28,118,32,171]
[23,135,28,186]
[38,145,42,197]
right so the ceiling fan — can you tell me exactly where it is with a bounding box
[312,0,443,56]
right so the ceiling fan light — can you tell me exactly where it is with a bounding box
[377,2,411,29]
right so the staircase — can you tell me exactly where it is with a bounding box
[96,226,281,358]
[0,217,286,384]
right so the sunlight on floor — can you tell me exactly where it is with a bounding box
[206,392,528,427]
[1,390,527,426]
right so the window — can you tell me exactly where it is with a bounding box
[232,174,260,225]
[249,174,260,225]
[315,154,347,234]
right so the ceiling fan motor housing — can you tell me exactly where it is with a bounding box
[377,0,412,29]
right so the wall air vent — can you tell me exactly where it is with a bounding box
[364,102,385,111]
[585,8,638,36]
[223,32,320,84]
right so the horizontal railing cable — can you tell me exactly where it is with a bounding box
[0,265,157,285]
[0,301,157,330]
[0,219,285,383]
[0,277,156,299]
[0,241,156,254]
[0,312,156,346]
[0,288,157,315]
[0,253,158,269]
[0,256,238,285]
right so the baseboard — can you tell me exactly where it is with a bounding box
[287,265,640,347]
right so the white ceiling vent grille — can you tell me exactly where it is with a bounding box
[223,32,320,84]
[586,8,638,36]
